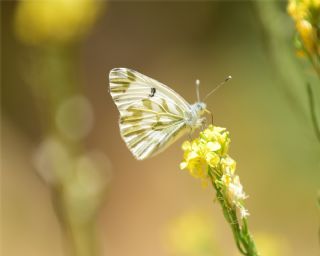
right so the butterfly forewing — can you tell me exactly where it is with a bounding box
[109,68,191,160]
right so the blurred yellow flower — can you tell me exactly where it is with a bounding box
[254,233,291,256]
[165,211,219,256]
[287,0,320,56]
[14,0,102,45]
[288,0,320,21]
[296,19,317,53]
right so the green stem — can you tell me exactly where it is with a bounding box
[214,181,247,255]
[208,167,259,256]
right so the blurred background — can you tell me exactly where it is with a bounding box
[1,1,320,256]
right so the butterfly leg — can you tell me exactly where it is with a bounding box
[188,127,193,141]
[205,109,214,125]
[201,117,207,131]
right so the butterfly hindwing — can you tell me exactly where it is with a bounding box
[109,68,191,160]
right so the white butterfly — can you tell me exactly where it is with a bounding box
[109,68,230,160]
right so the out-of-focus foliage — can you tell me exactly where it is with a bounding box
[55,95,94,141]
[12,1,108,256]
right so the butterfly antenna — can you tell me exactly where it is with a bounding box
[196,79,201,102]
[203,75,232,101]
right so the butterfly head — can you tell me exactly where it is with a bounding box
[187,102,207,128]
[193,102,207,116]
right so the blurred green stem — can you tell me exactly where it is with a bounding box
[307,83,320,142]
[62,204,99,256]
[27,45,102,256]
[307,53,320,79]
[255,1,320,143]
[68,223,98,256]
[52,186,100,256]
[48,46,100,256]
[254,1,309,120]
[208,167,258,256]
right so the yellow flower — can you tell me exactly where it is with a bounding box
[205,152,220,167]
[287,0,320,55]
[180,146,208,182]
[288,0,307,21]
[14,0,103,45]
[288,0,320,20]
[181,125,249,218]
[296,19,317,53]
[201,125,230,155]
[220,155,236,174]
[180,125,230,182]
[288,1,298,19]
[222,173,247,202]
[219,155,248,218]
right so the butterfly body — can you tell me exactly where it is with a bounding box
[109,68,207,160]
[187,102,207,128]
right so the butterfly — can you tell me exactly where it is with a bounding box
[109,68,230,160]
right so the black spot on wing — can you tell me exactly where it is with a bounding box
[149,88,156,97]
